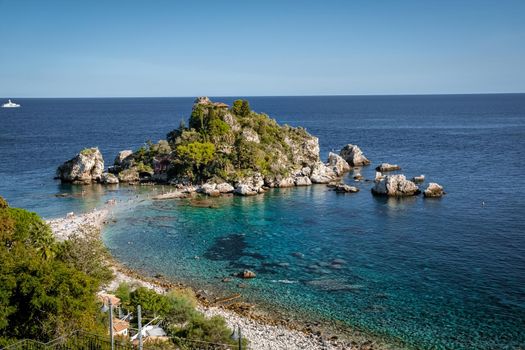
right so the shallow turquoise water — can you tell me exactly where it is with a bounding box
[103,182,525,349]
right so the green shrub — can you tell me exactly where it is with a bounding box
[171,313,242,346]
[57,229,113,284]
[232,99,251,117]
[80,148,95,156]
[0,204,106,342]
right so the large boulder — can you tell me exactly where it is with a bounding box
[310,161,337,184]
[199,183,220,197]
[339,144,370,166]
[372,174,420,196]
[56,148,104,184]
[277,176,295,188]
[234,173,265,196]
[424,183,445,198]
[114,150,133,168]
[294,176,312,186]
[101,172,119,184]
[327,152,351,176]
[216,182,234,193]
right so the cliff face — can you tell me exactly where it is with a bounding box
[56,148,104,184]
[113,97,334,190]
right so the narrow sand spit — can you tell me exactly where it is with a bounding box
[46,207,353,350]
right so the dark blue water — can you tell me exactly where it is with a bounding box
[1,95,524,349]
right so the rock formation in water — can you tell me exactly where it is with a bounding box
[56,147,104,184]
[327,152,351,177]
[424,182,444,198]
[101,172,119,184]
[375,163,401,172]
[334,184,359,193]
[372,174,420,196]
[108,97,345,194]
[339,144,370,166]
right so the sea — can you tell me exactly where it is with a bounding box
[1,95,524,349]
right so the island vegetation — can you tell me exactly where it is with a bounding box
[126,97,320,185]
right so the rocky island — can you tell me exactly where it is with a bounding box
[57,97,364,194]
[56,97,444,198]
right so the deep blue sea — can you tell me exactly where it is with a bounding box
[1,95,524,349]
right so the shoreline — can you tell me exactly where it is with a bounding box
[46,202,393,350]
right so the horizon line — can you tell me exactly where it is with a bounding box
[1,92,524,99]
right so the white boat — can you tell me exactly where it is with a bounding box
[2,99,20,108]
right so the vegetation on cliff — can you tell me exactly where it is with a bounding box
[118,97,320,185]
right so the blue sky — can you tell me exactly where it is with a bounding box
[1,0,524,97]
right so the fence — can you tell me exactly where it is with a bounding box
[1,331,237,350]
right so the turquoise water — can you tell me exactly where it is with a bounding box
[1,95,524,348]
[103,185,524,349]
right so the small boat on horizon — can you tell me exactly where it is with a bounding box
[2,99,20,108]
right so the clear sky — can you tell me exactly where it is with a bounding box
[1,0,524,97]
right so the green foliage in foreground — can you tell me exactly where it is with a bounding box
[115,284,243,347]
[0,196,111,345]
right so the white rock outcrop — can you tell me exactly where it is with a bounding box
[200,183,220,197]
[424,182,444,198]
[310,161,337,184]
[234,173,265,196]
[339,144,370,166]
[101,172,119,184]
[56,148,104,184]
[372,174,420,196]
[327,152,351,177]
[216,182,234,193]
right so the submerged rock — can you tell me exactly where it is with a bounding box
[372,174,420,196]
[424,182,445,198]
[375,163,401,172]
[241,270,256,279]
[152,191,187,200]
[56,147,104,184]
[339,144,371,166]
